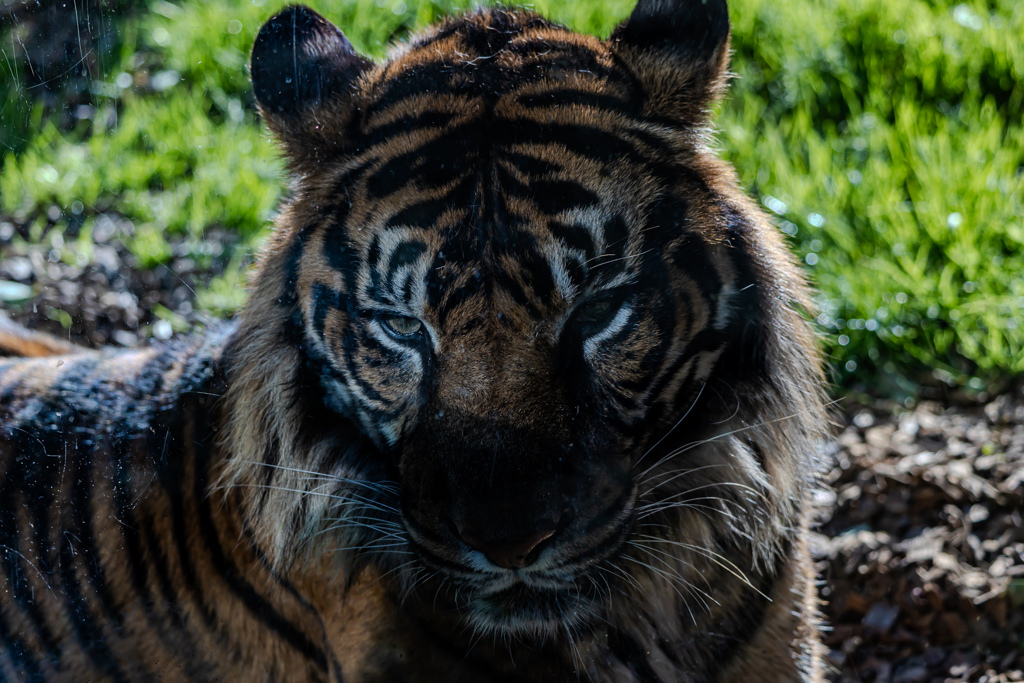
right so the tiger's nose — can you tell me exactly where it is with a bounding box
[460,528,557,569]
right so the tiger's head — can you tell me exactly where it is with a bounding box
[221,0,826,640]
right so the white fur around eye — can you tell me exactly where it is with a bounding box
[368,320,424,375]
[582,304,632,359]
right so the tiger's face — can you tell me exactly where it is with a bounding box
[232,0,822,641]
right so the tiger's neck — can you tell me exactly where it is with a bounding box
[287,536,817,683]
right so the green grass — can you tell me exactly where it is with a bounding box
[721,0,1024,394]
[1,0,1022,395]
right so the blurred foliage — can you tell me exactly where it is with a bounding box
[0,0,1021,395]
[721,0,1024,394]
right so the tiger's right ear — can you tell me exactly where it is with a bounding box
[251,5,371,167]
[610,0,731,125]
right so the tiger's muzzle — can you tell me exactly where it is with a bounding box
[398,413,636,635]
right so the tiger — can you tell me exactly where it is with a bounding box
[0,0,829,681]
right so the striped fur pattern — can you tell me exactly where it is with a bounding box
[0,1,829,681]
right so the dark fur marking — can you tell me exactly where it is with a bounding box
[383,240,427,296]
[366,127,479,200]
[0,456,65,666]
[516,89,636,116]
[0,611,44,681]
[548,221,598,260]
[58,435,131,683]
[526,179,600,217]
[386,176,474,229]
[311,284,343,337]
[361,110,457,149]
[189,408,329,672]
[607,628,665,683]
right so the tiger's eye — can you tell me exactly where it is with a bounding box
[576,299,613,324]
[383,315,423,337]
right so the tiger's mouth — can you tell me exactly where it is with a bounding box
[465,582,603,636]
[402,491,637,637]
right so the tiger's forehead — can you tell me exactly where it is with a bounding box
[292,10,696,332]
[380,10,619,89]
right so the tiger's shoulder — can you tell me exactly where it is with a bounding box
[0,318,233,438]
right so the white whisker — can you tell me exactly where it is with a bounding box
[632,382,706,469]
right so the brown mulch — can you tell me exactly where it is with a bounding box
[819,397,1024,682]
[0,216,232,346]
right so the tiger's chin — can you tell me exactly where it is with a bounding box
[465,583,600,640]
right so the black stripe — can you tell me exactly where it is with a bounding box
[366,234,383,298]
[492,269,543,319]
[189,409,329,671]
[426,259,483,327]
[399,271,416,305]
[361,110,457,149]
[383,240,426,296]
[517,89,636,116]
[493,118,649,167]
[22,354,102,652]
[498,150,563,178]
[112,438,210,679]
[387,177,473,229]
[137,512,198,634]
[669,235,722,308]
[494,229,557,308]
[281,221,319,309]
[365,63,459,119]
[634,270,677,383]
[58,430,130,683]
[133,348,219,661]
[0,443,65,666]
[649,326,727,403]
[311,284,343,337]
[527,179,600,216]
[154,418,228,643]
[365,125,479,201]
[69,439,128,630]
[458,10,544,57]
[608,628,665,683]
[509,43,622,84]
[548,221,597,259]
[601,214,629,261]
[0,608,44,681]
[339,326,388,405]
[322,236,360,298]
[239,528,342,683]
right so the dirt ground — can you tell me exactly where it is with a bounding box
[3,216,1023,682]
[820,398,1024,682]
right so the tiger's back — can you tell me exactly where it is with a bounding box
[0,327,336,682]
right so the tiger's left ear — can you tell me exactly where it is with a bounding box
[610,0,731,124]
[251,6,372,168]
